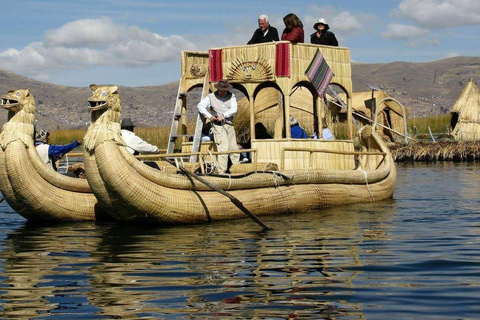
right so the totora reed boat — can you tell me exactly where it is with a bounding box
[83,42,397,225]
[0,89,109,221]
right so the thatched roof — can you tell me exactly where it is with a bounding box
[336,91,407,118]
[451,78,480,140]
[450,78,480,121]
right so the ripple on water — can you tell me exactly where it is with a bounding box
[0,163,479,319]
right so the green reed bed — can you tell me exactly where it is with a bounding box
[408,114,451,135]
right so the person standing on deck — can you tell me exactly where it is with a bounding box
[197,79,239,174]
[247,14,279,44]
[310,18,338,46]
[281,13,304,43]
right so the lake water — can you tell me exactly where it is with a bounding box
[0,162,479,319]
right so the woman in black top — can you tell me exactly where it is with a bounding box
[310,18,338,46]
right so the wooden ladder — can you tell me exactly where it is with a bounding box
[166,74,210,161]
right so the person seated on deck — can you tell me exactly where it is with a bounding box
[121,118,160,155]
[121,117,160,170]
[254,122,273,139]
[34,129,82,172]
[237,143,251,163]
[247,14,279,44]
[201,121,214,142]
[322,124,335,140]
[310,18,338,47]
[290,116,308,139]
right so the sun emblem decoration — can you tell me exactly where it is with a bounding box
[227,56,273,82]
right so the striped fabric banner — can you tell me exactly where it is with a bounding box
[209,49,223,82]
[275,43,290,77]
[305,49,334,97]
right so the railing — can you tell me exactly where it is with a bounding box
[281,147,386,169]
[155,149,258,174]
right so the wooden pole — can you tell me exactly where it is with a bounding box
[164,158,272,231]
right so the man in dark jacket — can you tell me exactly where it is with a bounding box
[247,14,279,44]
[310,18,338,46]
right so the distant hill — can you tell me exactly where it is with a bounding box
[352,56,480,117]
[1,56,479,130]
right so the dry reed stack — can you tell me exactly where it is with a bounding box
[390,140,480,162]
[450,78,480,141]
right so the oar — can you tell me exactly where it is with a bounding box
[164,158,271,231]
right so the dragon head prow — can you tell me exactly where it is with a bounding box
[88,84,121,112]
[0,89,35,148]
[84,84,124,152]
[1,89,35,114]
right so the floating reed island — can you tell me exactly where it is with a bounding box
[390,77,480,162]
[389,140,480,162]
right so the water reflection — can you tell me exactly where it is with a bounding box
[3,163,478,319]
[0,223,101,318]
[0,202,397,319]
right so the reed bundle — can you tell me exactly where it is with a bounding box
[390,141,480,162]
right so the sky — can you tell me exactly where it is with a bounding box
[1,0,479,87]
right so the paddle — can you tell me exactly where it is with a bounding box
[164,158,272,231]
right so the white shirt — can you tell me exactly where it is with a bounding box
[121,129,159,155]
[197,92,237,120]
[322,128,334,140]
[36,143,53,168]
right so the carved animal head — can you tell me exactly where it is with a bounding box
[83,84,123,152]
[88,84,121,113]
[1,89,35,114]
[0,89,35,148]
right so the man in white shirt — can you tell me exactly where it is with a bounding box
[120,118,159,155]
[197,79,239,174]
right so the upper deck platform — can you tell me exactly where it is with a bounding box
[179,42,352,98]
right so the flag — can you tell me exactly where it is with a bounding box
[209,49,223,82]
[275,43,290,77]
[305,49,334,97]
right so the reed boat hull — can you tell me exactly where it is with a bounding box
[0,140,104,222]
[86,127,397,224]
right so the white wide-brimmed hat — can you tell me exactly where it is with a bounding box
[313,18,329,30]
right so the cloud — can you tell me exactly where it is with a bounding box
[304,6,374,37]
[382,23,430,40]
[393,0,480,28]
[0,17,196,80]
[444,52,460,58]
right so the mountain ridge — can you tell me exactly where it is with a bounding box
[1,56,479,130]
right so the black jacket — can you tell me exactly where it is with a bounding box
[310,31,338,46]
[247,26,279,44]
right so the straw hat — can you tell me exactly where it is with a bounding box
[290,115,298,126]
[214,79,233,91]
[313,18,329,30]
[121,117,135,129]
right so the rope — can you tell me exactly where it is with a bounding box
[202,153,215,175]
[271,174,293,213]
[359,166,375,203]
[226,173,232,190]
[272,171,280,187]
